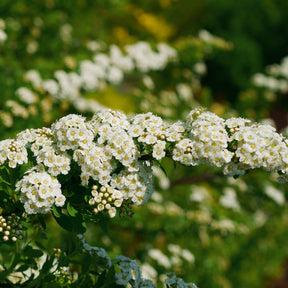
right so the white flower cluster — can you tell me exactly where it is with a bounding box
[264,184,285,205]
[89,110,154,206]
[148,245,195,270]
[224,122,288,178]
[73,143,115,186]
[114,255,156,288]
[174,109,232,167]
[15,41,177,114]
[219,187,241,211]
[0,139,28,168]
[16,87,38,104]
[6,100,29,119]
[252,56,288,93]
[51,114,94,151]
[17,128,71,177]
[90,109,137,166]
[125,42,177,72]
[16,171,65,214]
[4,107,288,216]
[130,112,184,160]
[111,161,154,206]
[148,249,172,269]
[49,110,154,209]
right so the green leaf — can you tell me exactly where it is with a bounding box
[57,251,69,267]
[98,213,108,234]
[42,254,55,274]
[81,254,92,274]
[53,211,86,234]
[104,266,117,287]
[23,246,44,258]
[158,160,168,177]
[67,202,78,217]
[96,266,118,288]
[38,214,46,229]
[0,175,11,185]
[96,270,107,287]
[16,264,30,272]
[43,282,61,288]
[52,205,61,218]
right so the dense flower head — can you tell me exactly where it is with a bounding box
[3,107,288,218]
[73,143,114,186]
[16,170,65,214]
[225,117,251,130]
[17,127,53,146]
[90,109,137,166]
[226,123,288,175]
[37,146,71,176]
[89,184,124,218]
[0,139,28,168]
[17,128,71,176]
[51,114,94,151]
[179,110,233,167]
[129,112,184,162]
[111,161,154,206]
[172,138,198,166]
[91,109,130,129]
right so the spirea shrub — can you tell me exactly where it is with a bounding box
[0,30,232,136]
[1,107,288,286]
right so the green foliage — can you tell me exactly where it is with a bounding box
[1,1,288,288]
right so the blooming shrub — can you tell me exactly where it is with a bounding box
[1,3,288,287]
[0,26,232,139]
[1,106,288,286]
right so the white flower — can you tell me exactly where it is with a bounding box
[55,195,66,207]
[219,188,240,211]
[107,66,123,84]
[42,80,60,96]
[24,70,42,88]
[264,184,285,205]
[152,140,166,160]
[16,87,38,104]
[0,139,28,167]
[148,249,171,269]
[0,29,7,43]
[16,171,64,214]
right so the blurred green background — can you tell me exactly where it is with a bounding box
[1,1,288,287]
